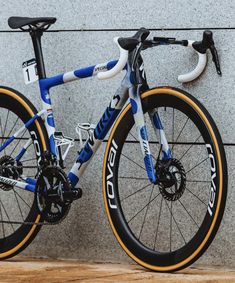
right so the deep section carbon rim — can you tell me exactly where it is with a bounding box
[104,88,226,270]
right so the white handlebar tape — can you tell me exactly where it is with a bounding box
[97,37,128,80]
[178,40,207,83]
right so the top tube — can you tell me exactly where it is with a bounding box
[39,60,119,91]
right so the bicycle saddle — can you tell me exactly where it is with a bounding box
[8,16,57,29]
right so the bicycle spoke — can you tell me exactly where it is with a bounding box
[21,157,37,163]
[9,129,27,157]
[0,117,3,141]
[121,183,152,202]
[129,131,138,142]
[20,166,38,169]
[127,192,161,224]
[186,156,209,174]
[177,199,199,228]
[138,185,154,240]
[153,196,163,250]
[164,199,186,244]
[172,108,175,155]
[13,189,24,221]
[2,110,10,143]
[155,124,163,162]
[172,117,189,151]
[121,153,146,171]
[12,189,31,208]
[6,116,20,141]
[0,197,15,232]
[178,134,202,161]
[187,180,210,183]
[186,187,208,206]
[119,176,149,180]
[0,117,6,155]
[0,201,6,238]
[170,201,172,251]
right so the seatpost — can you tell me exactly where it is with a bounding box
[30,29,46,79]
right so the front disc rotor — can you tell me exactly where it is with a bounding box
[158,158,186,201]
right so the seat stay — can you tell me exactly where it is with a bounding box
[0,109,46,154]
[14,138,32,162]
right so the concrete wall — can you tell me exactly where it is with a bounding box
[0,1,234,266]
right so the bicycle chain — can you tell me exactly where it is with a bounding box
[0,217,66,226]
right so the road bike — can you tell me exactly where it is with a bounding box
[0,17,227,272]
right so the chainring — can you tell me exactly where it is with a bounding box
[35,166,72,224]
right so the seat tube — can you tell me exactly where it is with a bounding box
[129,85,157,184]
[31,29,57,158]
[39,82,57,157]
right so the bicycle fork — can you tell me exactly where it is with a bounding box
[129,86,172,185]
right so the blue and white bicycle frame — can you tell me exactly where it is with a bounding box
[0,38,176,193]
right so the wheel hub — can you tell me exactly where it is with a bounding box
[157,158,186,201]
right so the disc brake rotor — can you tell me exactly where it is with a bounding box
[0,155,20,191]
[158,158,186,201]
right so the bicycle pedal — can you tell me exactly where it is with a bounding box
[63,187,82,201]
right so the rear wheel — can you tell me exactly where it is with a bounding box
[103,87,227,271]
[0,86,48,259]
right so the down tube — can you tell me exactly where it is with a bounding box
[68,86,129,187]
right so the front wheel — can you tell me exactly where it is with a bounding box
[103,87,227,272]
